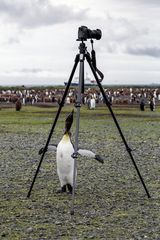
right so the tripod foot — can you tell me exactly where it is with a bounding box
[70,210,75,215]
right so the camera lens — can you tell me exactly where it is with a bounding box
[89,29,102,40]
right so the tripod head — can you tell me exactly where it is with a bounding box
[77,39,104,90]
[77,39,104,94]
[78,41,87,54]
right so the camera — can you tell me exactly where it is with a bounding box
[77,26,102,41]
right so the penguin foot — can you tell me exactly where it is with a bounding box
[67,191,77,195]
[67,184,73,194]
[56,185,66,194]
[56,189,65,194]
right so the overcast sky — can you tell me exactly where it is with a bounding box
[0,0,160,86]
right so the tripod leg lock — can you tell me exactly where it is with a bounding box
[74,102,81,108]
[39,146,48,155]
[126,146,132,153]
[72,152,79,158]
[58,102,64,107]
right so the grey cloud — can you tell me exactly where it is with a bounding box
[3,68,55,76]
[21,68,43,73]
[7,37,20,44]
[103,15,148,42]
[101,15,149,54]
[118,0,160,6]
[126,46,160,58]
[100,14,160,59]
[0,0,88,28]
[134,0,160,5]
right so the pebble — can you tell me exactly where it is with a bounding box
[26,227,34,233]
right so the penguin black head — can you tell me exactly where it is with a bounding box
[64,110,74,134]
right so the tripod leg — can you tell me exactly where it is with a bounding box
[86,54,151,198]
[70,54,84,215]
[27,54,79,198]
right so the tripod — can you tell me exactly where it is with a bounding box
[27,40,151,215]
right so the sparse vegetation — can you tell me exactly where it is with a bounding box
[0,105,160,239]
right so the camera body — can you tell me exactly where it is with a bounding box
[78,26,102,41]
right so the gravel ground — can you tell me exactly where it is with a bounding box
[0,105,160,239]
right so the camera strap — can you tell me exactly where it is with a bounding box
[91,41,104,82]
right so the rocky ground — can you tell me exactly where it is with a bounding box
[0,105,160,239]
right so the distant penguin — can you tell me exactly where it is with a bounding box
[15,99,22,111]
[90,97,96,109]
[39,110,104,194]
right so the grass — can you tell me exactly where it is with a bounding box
[0,104,160,239]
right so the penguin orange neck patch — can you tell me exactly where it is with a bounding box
[62,133,70,142]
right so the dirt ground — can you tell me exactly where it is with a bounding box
[0,105,160,239]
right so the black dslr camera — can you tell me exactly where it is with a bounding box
[77,26,102,41]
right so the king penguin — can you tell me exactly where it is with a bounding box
[39,110,105,194]
[56,110,75,194]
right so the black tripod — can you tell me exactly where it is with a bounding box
[27,40,151,215]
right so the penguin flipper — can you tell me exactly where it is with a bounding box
[78,149,104,164]
[39,144,57,155]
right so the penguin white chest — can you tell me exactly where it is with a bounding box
[56,136,74,186]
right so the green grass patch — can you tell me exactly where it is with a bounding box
[0,104,160,239]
